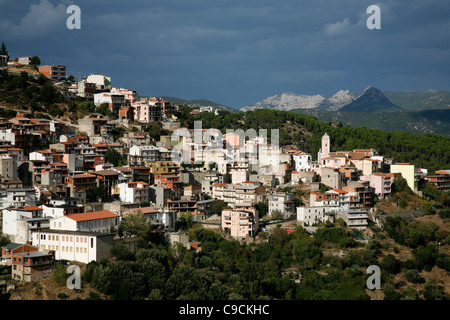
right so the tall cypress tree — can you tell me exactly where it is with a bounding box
[0,42,9,59]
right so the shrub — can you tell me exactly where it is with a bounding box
[404,269,424,284]
[52,263,69,286]
[57,292,69,300]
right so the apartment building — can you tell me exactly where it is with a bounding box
[118,181,149,204]
[131,99,163,123]
[38,65,66,80]
[297,206,331,226]
[268,192,296,219]
[390,163,418,192]
[85,74,112,91]
[288,150,311,172]
[2,206,44,242]
[222,208,259,241]
[94,92,125,114]
[128,145,161,165]
[1,243,54,282]
[111,87,137,105]
[425,170,450,192]
[360,173,394,199]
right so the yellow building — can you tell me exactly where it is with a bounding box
[390,163,418,192]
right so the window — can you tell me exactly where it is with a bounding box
[91,238,94,248]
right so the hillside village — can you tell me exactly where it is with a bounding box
[0,53,449,300]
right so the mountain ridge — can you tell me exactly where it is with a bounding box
[240,87,450,112]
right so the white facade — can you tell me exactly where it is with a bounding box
[268,193,296,218]
[118,182,149,204]
[297,206,331,226]
[29,151,53,163]
[49,210,119,233]
[2,207,43,241]
[31,230,114,264]
[85,74,111,90]
[128,145,161,165]
[292,152,312,172]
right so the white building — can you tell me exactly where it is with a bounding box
[268,192,296,219]
[289,150,312,172]
[128,145,161,165]
[336,210,370,230]
[29,150,54,163]
[94,92,125,113]
[31,230,114,264]
[297,206,332,226]
[85,74,112,91]
[2,206,44,242]
[118,181,149,204]
[49,210,119,233]
[18,56,32,65]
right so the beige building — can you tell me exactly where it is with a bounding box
[221,208,259,241]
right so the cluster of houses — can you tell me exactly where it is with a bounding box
[1,58,449,284]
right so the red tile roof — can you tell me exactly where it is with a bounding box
[22,206,43,211]
[67,210,119,222]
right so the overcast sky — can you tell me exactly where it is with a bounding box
[0,0,449,108]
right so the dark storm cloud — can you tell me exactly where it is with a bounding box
[0,0,448,108]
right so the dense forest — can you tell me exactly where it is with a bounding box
[174,106,450,172]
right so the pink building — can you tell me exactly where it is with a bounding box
[131,99,163,123]
[221,208,259,242]
[111,87,137,105]
[231,168,249,185]
[359,173,394,199]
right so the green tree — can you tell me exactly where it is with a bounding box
[120,212,152,238]
[0,42,9,59]
[212,200,226,216]
[30,56,41,66]
[208,162,217,171]
[111,243,135,261]
[96,103,111,116]
[52,263,69,286]
[255,202,268,218]
[380,254,401,274]
[105,148,123,166]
